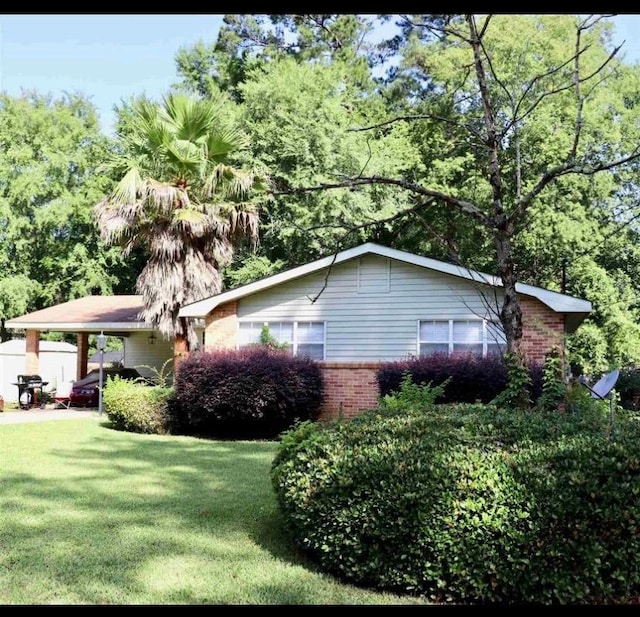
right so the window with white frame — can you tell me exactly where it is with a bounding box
[238,321,325,360]
[418,319,506,357]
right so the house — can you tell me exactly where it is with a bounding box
[178,242,592,419]
[5,243,591,418]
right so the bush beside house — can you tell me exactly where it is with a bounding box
[271,393,640,604]
[172,346,324,439]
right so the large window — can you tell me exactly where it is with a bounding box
[238,321,325,360]
[418,319,506,357]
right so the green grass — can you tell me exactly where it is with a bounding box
[0,417,426,605]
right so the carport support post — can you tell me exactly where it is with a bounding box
[97,331,107,416]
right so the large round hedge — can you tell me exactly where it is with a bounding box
[271,402,640,604]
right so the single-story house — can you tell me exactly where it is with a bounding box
[178,242,592,419]
[5,243,592,417]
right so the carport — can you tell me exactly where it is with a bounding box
[4,295,162,381]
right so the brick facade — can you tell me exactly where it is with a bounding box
[194,297,569,420]
[317,363,381,421]
[519,297,565,364]
[25,329,40,375]
[203,301,238,351]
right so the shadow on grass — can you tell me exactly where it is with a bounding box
[0,419,418,604]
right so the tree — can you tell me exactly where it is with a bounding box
[94,92,268,352]
[281,15,640,390]
[0,91,125,326]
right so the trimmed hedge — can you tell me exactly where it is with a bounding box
[103,376,172,434]
[377,352,543,404]
[172,346,324,438]
[272,399,640,604]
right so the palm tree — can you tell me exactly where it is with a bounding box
[94,92,267,352]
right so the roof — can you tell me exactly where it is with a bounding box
[178,242,592,331]
[4,295,151,332]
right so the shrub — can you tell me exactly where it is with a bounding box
[172,346,324,439]
[377,352,543,405]
[103,375,172,434]
[615,367,640,411]
[272,400,640,604]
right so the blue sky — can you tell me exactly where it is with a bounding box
[0,14,638,136]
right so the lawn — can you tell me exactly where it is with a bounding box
[0,417,426,605]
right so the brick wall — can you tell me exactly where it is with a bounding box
[519,296,565,364]
[203,301,238,350]
[317,363,381,421]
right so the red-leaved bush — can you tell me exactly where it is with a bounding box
[377,352,543,404]
[172,346,324,438]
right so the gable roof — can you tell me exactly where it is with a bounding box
[178,243,592,330]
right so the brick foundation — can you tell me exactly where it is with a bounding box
[317,363,381,421]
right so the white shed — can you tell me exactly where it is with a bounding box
[0,339,77,402]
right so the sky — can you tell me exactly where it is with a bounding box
[0,14,639,136]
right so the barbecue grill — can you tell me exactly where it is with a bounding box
[14,374,49,409]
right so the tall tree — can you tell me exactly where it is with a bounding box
[282,15,640,387]
[0,91,125,325]
[94,93,268,351]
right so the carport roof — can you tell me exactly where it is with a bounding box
[4,295,151,332]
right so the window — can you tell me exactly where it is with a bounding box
[418,319,506,357]
[238,321,325,360]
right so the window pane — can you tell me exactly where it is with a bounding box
[270,322,294,345]
[419,320,448,342]
[297,322,324,344]
[453,343,483,356]
[486,344,504,357]
[420,343,449,356]
[238,322,262,347]
[297,344,324,360]
[453,321,482,343]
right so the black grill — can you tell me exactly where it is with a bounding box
[15,374,47,409]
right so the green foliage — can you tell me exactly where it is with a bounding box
[0,91,126,318]
[258,324,290,351]
[614,367,640,411]
[135,358,174,388]
[378,372,448,413]
[102,376,172,434]
[492,352,533,410]
[272,400,640,604]
[535,348,567,412]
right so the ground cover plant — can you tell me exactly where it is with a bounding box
[0,417,423,605]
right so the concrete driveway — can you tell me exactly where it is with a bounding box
[0,407,101,424]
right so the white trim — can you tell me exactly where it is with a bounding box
[178,242,592,319]
[3,321,153,331]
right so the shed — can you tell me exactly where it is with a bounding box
[0,339,77,402]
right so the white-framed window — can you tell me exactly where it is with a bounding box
[418,319,506,357]
[238,321,326,360]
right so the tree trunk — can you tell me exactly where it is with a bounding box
[494,229,523,360]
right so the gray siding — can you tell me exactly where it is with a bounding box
[237,255,504,362]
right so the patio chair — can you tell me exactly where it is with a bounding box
[53,381,74,409]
